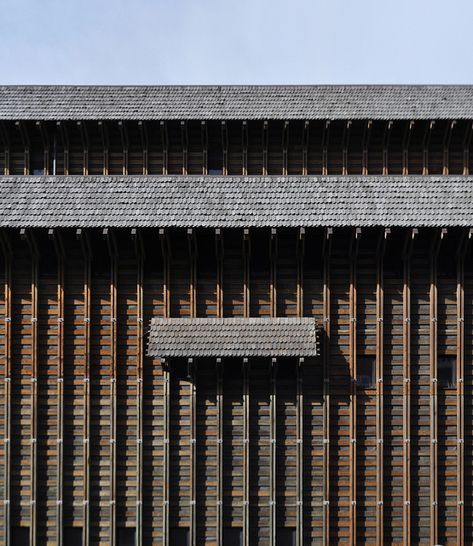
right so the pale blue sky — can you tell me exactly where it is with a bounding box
[1,0,472,85]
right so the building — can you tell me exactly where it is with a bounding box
[0,85,473,545]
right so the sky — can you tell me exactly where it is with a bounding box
[0,0,472,85]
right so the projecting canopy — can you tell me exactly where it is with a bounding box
[147,317,320,359]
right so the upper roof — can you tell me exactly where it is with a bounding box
[147,317,320,358]
[1,85,473,121]
[0,174,472,228]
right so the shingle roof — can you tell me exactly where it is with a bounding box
[0,174,472,228]
[147,317,320,358]
[1,85,473,120]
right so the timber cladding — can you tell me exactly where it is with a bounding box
[0,225,469,546]
[1,85,473,546]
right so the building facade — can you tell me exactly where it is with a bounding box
[1,86,473,545]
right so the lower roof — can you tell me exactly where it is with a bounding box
[0,174,471,228]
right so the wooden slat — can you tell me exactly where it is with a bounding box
[78,230,91,546]
[52,230,65,546]
[105,230,118,546]
[376,230,388,546]
[0,231,11,546]
[402,229,416,546]
[24,231,38,546]
[430,230,443,546]
[159,229,170,546]
[322,228,332,546]
[457,230,469,546]
[133,230,144,546]
[350,229,360,545]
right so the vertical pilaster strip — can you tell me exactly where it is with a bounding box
[402,229,416,546]
[159,229,170,545]
[216,358,223,545]
[322,228,332,546]
[296,228,304,546]
[270,357,277,546]
[243,357,249,546]
[376,230,388,546]
[78,230,91,546]
[456,230,469,546]
[105,230,117,546]
[133,230,144,546]
[216,229,223,545]
[25,231,38,546]
[429,230,443,546]
[270,229,277,545]
[189,357,196,546]
[349,229,360,546]
[296,357,303,546]
[243,228,250,545]
[0,232,11,546]
[188,229,196,546]
[52,231,65,546]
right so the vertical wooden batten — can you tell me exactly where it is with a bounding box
[242,229,250,546]
[159,229,170,545]
[296,227,305,546]
[0,231,12,546]
[23,229,38,546]
[322,227,332,545]
[429,228,444,546]
[187,229,197,546]
[215,228,224,545]
[402,228,416,545]
[50,230,65,546]
[77,229,92,546]
[132,229,145,546]
[349,228,361,546]
[376,229,389,546]
[456,229,470,545]
[104,229,118,546]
